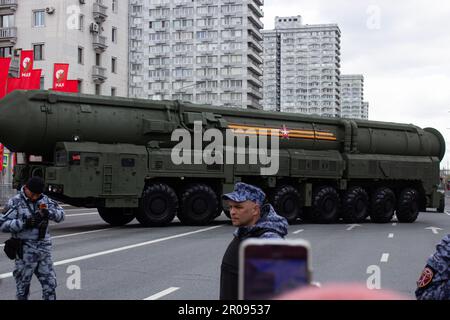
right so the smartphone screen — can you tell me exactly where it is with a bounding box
[239,239,311,300]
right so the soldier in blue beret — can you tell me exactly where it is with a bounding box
[415,234,450,300]
[219,182,288,300]
[0,177,65,300]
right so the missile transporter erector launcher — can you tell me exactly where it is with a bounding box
[0,90,445,226]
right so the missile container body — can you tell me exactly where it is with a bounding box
[0,90,445,226]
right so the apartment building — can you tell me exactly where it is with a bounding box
[0,0,128,96]
[341,74,369,120]
[263,15,341,117]
[128,0,264,109]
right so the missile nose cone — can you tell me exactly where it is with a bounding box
[0,90,45,154]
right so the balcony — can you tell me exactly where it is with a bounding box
[93,2,108,24]
[247,72,262,88]
[247,45,263,64]
[92,34,107,53]
[248,10,263,29]
[0,27,16,45]
[92,65,107,83]
[247,58,262,76]
[247,36,263,53]
[248,1,263,17]
[0,0,17,12]
[247,22,263,41]
[247,95,263,110]
[247,85,263,100]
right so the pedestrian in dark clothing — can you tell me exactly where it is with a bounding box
[219,182,288,300]
[415,234,450,300]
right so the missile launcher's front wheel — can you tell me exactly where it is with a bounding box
[178,183,218,226]
[136,183,178,227]
[370,187,396,223]
[396,188,419,223]
[342,187,369,223]
[271,185,302,224]
[98,208,136,226]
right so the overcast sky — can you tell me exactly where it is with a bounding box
[262,0,450,169]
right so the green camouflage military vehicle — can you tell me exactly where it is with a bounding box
[0,90,445,226]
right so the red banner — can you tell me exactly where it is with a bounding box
[19,50,34,78]
[0,57,11,99]
[6,78,22,94]
[20,69,41,90]
[64,80,79,93]
[0,144,4,172]
[52,63,69,91]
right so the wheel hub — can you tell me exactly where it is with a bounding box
[150,196,167,215]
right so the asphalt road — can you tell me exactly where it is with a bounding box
[0,194,448,300]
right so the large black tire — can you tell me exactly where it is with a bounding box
[136,183,178,227]
[271,185,302,224]
[310,186,340,224]
[98,208,135,226]
[178,184,218,225]
[370,187,396,223]
[396,188,420,223]
[342,187,369,223]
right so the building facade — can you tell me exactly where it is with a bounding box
[263,16,341,117]
[341,74,369,120]
[0,0,128,96]
[128,0,264,109]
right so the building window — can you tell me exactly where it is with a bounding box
[111,87,116,96]
[112,0,118,13]
[95,84,101,95]
[33,44,44,60]
[111,57,117,73]
[0,46,12,57]
[78,47,84,65]
[79,15,84,31]
[33,10,45,27]
[95,53,101,66]
[0,14,14,28]
[112,27,117,43]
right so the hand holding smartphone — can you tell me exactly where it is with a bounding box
[239,238,312,300]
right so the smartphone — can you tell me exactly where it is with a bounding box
[238,238,312,300]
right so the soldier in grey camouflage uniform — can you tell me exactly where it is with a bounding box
[415,234,450,300]
[0,177,65,300]
[220,182,288,299]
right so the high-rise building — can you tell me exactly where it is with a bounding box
[362,101,369,120]
[128,0,264,109]
[341,74,369,120]
[262,15,341,117]
[0,0,128,96]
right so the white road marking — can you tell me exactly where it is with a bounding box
[293,229,304,234]
[144,287,180,300]
[0,225,223,279]
[0,228,113,247]
[52,228,112,239]
[425,226,443,234]
[65,212,98,218]
[380,253,389,263]
[388,233,394,238]
[392,223,397,226]
[346,224,361,231]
